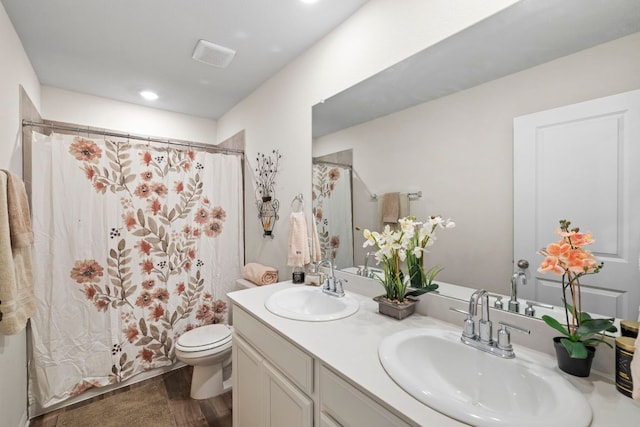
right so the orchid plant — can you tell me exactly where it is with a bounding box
[360,215,455,303]
[537,219,616,359]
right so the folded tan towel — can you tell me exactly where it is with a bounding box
[1,169,34,248]
[381,192,400,223]
[287,211,310,267]
[632,333,640,400]
[0,171,36,335]
[242,263,279,286]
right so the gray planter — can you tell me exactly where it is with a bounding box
[374,295,417,320]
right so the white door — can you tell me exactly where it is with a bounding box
[514,89,640,320]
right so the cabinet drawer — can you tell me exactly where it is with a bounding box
[320,365,411,427]
[234,305,314,394]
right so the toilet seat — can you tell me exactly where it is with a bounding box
[176,324,232,353]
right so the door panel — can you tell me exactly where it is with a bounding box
[514,89,640,320]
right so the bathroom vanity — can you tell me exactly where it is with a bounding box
[228,280,639,426]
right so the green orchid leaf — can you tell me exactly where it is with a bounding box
[606,324,618,333]
[542,315,570,337]
[582,338,613,349]
[561,338,589,359]
[405,283,438,297]
[576,318,615,337]
[564,302,591,324]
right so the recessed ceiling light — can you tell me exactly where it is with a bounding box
[300,0,319,4]
[140,90,159,101]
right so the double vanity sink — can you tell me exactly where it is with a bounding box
[230,281,635,426]
[265,286,360,321]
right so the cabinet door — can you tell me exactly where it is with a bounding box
[320,365,410,427]
[233,336,263,427]
[263,361,313,427]
[320,412,343,427]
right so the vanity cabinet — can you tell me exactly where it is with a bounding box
[232,304,412,427]
[233,306,313,427]
[319,365,410,427]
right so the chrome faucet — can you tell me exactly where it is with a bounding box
[357,252,375,278]
[318,259,345,297]
[450,288,530,358]
[508,259,529,313]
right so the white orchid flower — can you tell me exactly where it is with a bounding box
[411,246,423,258]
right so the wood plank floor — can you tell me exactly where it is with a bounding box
[30,366,232,427]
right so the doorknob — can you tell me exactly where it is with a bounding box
[516,259,529,269]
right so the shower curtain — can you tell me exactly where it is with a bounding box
[312,163,353,269]
[29,132,243,410]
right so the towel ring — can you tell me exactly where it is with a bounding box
[291,193,304,212]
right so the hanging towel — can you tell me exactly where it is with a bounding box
[287,211,311,267]
[2,169,34,248]
[379,192,410,230]
[311,217,322,263]
[0,171,36,335]
[381,192,400,223]
[632,333,640,400]
[242,263,279,286]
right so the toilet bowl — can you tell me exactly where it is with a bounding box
[176,280,257,399]
[175,324,233,399]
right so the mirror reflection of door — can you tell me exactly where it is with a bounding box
[514,89,640,320]
[312,154,354,269]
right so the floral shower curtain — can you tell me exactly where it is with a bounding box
[312,163,353,269]
[29,131,243,410]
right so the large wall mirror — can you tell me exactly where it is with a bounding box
[311,0,640,328]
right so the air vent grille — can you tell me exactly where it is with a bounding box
[192,39,236,68]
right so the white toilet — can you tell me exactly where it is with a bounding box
[175,324,233,399]
[175,279,257,400]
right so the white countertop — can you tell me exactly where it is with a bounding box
[228,281,640,426]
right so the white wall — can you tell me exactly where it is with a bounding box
[314,32,640,295]
[0,3,41,426]
[216,0,518,277]
[41,87,217,144]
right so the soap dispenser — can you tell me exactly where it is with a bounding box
[292,251,305,284]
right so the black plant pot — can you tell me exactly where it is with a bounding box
[553,337,596,377]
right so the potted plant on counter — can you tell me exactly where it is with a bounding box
[537,219,617,377]
[359,215,455,320]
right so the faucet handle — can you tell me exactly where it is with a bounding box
[449,307,475,339]
[488,293,504,310]
[497,321,530,352]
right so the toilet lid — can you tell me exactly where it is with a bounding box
[176,324,232,352]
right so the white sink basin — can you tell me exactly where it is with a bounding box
[265,286,360,321]
[379,328,592,427]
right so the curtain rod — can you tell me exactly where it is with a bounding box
[312,159,353,169]
[22,120,244,156]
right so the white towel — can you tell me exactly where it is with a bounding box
[632,333,640,401]
[0,171,36,335]
[287,211,311,267]
[311,217,322,263]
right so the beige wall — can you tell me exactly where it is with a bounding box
[41,86,217,144]
[314,32,640,295]
[217,0,518,276]
[0,3,41,426]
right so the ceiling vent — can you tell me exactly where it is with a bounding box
[192,39,236,68]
